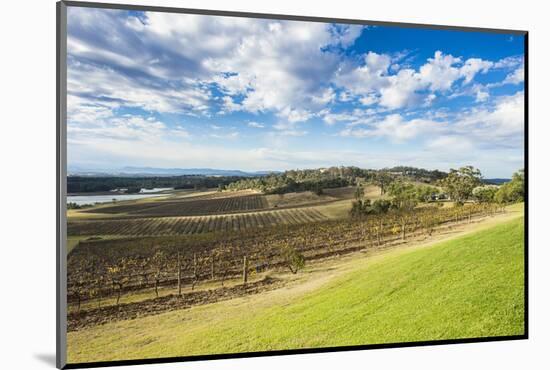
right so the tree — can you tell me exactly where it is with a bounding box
[350,199,370,217]
[372,199,391,214]
[313,183,324,196]
[494,169,524,204]
[472,185,499,203]
[438,166,482,204]
[280,244,305,274]
[373,171,393,195]
[350,198,392,218]
[415,185,437,202]
[354,184,364,201]
[387,182,419,211]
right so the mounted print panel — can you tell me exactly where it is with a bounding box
[57,1,527,368]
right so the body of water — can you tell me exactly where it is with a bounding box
[139,187,174,193]
[68,188,173,206]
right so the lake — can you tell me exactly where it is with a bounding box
[67,188,173,206]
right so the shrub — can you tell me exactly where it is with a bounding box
[494,169,524,204]
[372,199,391,214]
[472,185,499,203]
[280,244,305,274]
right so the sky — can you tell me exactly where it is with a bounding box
[66,7,525,178]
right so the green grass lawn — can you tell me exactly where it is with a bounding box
[68,216,525,363]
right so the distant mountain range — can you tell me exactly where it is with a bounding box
[67,166,280,177]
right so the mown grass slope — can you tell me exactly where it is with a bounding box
[68,216,524,363]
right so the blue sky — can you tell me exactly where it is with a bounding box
[66,7,525,178]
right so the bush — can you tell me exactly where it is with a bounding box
[372,199,391,214]
[494,169,524,204]
[350,199,391,218]
[350,199,370,217]
[280,245,305,274]
[472,185,499,203]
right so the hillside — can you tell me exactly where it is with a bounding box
[67,214,524,363]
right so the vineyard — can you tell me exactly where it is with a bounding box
[84,194,269,217]
[68,208,328,236]
[67,202,505,329]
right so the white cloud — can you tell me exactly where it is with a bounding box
[331,24,365,47]
[66,8,524,177]
[67,59,211,115]
[220,96,242,113]
[311,88,336,105]
[338,91,524,150]
[419,51,462,91]
[459,58,493,84]
[247,121,265,128]
[334,52,391,97]
[359,94,378,106]
[340,113,444,142]
[455,92,524,141]
[323,111,358,125]
[321,108,377,126]
[273,130,308,137]
[210,131,240,140]
[494,55,523,69]
[271,120,308,137]
[198,18,359,117]
[379,69,423,109]
[335,51,495,110]
[468,84,491,103]
[503,65,524,85]
[475,90,490,102]
[68,115,180,144]
[67,8,365,123]
[426,135,475,153]
[278,107,314,123]
[212,73,251,95]
[338,91,353,102]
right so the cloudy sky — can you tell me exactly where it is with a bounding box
[66,7,525,177]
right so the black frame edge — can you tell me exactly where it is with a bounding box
[61,0,528,35]
[523,32,529,338]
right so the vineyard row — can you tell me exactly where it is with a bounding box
[67,203,505,308]
[68,207,328,236]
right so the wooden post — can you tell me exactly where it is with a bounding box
[380,220,384,244]
[211,252,215,280]
[190,252,197,291]
[243,255,248,284]
[177,251,182,296]
[377,220,382,246]
[401,218,406,241]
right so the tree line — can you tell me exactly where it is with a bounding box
[67,175,249,194]
[224,166,449,194]
[350,166,524,218]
